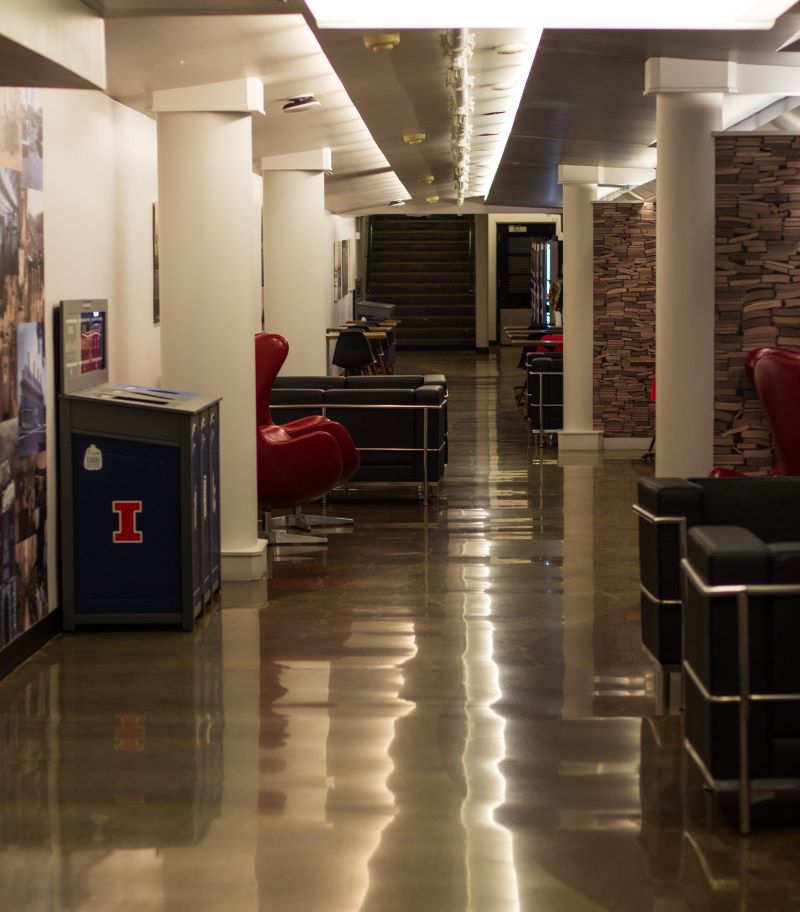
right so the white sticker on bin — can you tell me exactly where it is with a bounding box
[83,444,103,471]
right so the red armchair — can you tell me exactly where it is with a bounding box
[536,333,563,353]
[747,345,800,474]
[710,346,799,478]
[255,333,360,545]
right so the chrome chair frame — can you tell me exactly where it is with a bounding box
[525,367,563,448]
[271,399,447,504]
[632,503,688,716]
[681,557,800,836]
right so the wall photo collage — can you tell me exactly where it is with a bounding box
[0,88,47,653]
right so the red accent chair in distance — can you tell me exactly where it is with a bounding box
[255,333,359,545]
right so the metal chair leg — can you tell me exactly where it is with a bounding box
[271,506,354,530]
[259,509,328,546]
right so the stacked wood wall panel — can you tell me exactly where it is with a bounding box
[715,134,800,474]
[593,202,656,438]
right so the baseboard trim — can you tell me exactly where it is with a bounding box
[557,430,603,451]
[603,436,653,450]
[221,540,268,581]
[475,346,489,354]
[0,609,62,681]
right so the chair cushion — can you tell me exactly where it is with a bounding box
[345,375,424,389]
[693,477,800,543]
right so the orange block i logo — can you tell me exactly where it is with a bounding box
[112,500,143,543]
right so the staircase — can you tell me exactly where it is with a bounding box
[366,215,475,349]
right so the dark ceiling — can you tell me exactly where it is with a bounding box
[488,12,800,209]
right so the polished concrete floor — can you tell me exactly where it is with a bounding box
[2,348,800,910]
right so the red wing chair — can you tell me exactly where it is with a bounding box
[747,345,800,474]
[709,346,799,478]
[255,333,360,544]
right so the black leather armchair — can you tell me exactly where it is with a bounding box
[635,476,800,713]
[682,523,800,833]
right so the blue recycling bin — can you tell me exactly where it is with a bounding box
[59,385,221,631]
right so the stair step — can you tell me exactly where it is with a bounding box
[398,331,474,345]
[397,319,476,331]
[398,326,474,334]
[369,284,473,295]
[396,305,475,318]
[366,294,475,307]
[371,244,469,256]
[370,262,471,274]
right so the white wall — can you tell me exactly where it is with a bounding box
[43,89,160,605]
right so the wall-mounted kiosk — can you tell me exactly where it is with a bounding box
[57,300,221,631]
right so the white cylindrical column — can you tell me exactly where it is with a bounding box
[158,110,265,580]
[560,181,600,449]
[655,92,722,476]
[262,152,330,375]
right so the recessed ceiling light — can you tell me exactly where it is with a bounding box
[419,175,435,184]
[477,132,499,136]
[491,82,515,91]
[388,199,406,206]
[481,111,506,116]
[426,195,440,204]
[282,94,321,113]
[403,132,427,144]
[495,43,526,55]
[363,32,401,51]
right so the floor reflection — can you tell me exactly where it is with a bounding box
[461,592,519,911]
[0,609,225,911]
[255,592,419,910]
[3,348,800,910]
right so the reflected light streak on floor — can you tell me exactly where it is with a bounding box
[460,592,520,912]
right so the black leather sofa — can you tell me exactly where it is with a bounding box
[270,374,447,501]
[635,476,800,713]
[682,522,800,833]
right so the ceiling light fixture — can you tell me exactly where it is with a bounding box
[442,27,476,207]
[491,82,515,91]
[282,94,321,113]
[495,44,527,55]
[426,195,440,204]
[419,175,435,184]
[403,132,427,144]
[363,32,401,52]
[388,199,406,206]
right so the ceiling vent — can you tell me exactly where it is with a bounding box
[282,94,321,113]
